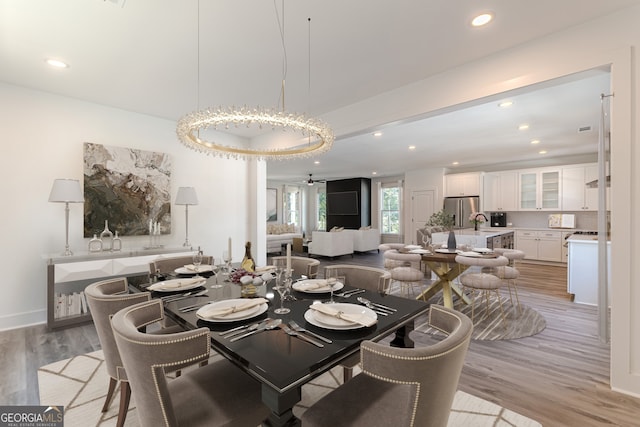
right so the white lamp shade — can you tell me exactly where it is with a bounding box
[175,186,198,205]
[49,179,84,203]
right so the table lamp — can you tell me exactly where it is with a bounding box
[175,186,198,247]
[49,179,85,256]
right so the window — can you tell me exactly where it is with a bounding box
[317,190,326,231]
[284,186,301,227]
[381,186,400,234]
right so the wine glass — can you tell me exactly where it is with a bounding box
[325,269,338,304]
[192,251,203,277]
[273,272,291,314]
[222,250,232,273]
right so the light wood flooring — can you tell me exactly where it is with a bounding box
[2,251,640,426]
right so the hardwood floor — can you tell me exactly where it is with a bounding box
[2,251,639,426]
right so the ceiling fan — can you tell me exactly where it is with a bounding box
[305,174,326,186]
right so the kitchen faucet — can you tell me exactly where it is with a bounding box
[474,213,488,222]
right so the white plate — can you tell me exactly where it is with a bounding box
[458,251,483,257]
[293,279,344,294]
[304,303,377,330]
[404,244,422,250]
[472,248,493,254]
[196,299,268,322]
[174,265,215,275]
[408,248,430,254]
[148,278,206,292]
[435,248,459,254]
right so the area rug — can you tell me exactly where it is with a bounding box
[417,295,546,340]
[38,350,542,427]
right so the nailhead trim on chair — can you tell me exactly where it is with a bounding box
[115,301,211,427]
[361,368,420,427]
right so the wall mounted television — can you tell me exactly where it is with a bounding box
[327,191,359,215]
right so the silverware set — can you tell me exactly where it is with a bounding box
[218,318,333,347]
[161,289,208,303]
[334,289,366,298]
[356,296,396,315]
[178,301,214,312]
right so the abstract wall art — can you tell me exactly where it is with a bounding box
[83,142,172,237]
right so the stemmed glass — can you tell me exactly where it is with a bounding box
[325,269,338,304]
[192,250,203,277]
[222,250,232,273]
[273,270,291,314]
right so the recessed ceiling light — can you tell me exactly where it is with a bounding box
[314,160,320,164]
[471,13,493,27]
[539,150,547,154]
[519,124,529,131]
[45,58,69,69]
[408,145,416,150]
[498,101,513,108]
[373,131,382,137]
[452,161,459,165]
[372,171,377,175]
[530,139,540,145]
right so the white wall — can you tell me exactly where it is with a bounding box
[0,83,251,330]
[321,6,640,396]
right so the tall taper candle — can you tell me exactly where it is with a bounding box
[228,237,232,261]
[286,243,291,273]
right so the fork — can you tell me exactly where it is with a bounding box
[280,324,324,348]
[288,320,332,343]
[334,289,365,298]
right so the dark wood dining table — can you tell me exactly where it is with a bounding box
[133,271,430,427]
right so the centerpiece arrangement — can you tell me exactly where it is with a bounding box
[426,209,456,251]
[469,212,488,231]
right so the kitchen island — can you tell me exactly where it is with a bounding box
[432,228,515,249]
[567,234,610,305]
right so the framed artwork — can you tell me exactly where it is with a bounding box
[267,188,277,222]
[83,142,172,237]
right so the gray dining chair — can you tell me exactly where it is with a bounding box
[455,254,509,323]
[84,277,152,427]
[322,264,392,381]
[383,250,425,297]
[111,299,270,427]
[301,305,473,427]
[270,255,320,278]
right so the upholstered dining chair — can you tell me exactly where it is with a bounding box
[149,254,214,277]
[301,305,473,427]
[455,254,509,323]
[378,243,408,269]
[489,248,526,313]
[84,277,158,427]
[111,299,270,427]
[270,255,320,278]
[322,264,392,381]
[383,250,425,297]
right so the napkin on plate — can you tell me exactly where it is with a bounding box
[148,278,204,291]
[183,264,201,272]
[198,298,268,319]
[309,303,377,327]
[297,280,332,291]
[255,265,276,273]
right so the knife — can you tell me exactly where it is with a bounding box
[230,319,282,342]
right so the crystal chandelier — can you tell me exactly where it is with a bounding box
[176,2,334,161]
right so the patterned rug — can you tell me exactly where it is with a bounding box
[38,350,542,427]
[417,295,547,340]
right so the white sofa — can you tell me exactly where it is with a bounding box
[266,223,302,254]
[308,231,354,258]
[346,228,380,253]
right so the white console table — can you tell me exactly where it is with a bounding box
[46,247,194,330]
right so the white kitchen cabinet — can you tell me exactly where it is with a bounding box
[515,229,562,262]
[561,164,603,211]
[483,171,517,211]
[444,172,482,197]
[567,237,611,305]
[518,168,561,210]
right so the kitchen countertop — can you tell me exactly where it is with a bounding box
[451,228,515,237]
[567,234,611,243]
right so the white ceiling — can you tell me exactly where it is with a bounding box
[0,0,633,182]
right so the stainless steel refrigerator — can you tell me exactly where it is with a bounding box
[443,196,480,229]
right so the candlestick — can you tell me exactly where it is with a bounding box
[286,243,291,274]
[228,237,232,261]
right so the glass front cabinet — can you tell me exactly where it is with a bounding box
[518,169,561,211]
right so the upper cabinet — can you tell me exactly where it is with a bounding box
[444,172,482,197]
[561,163,607,211]
[483,171,518,212]
[518,168,561,211]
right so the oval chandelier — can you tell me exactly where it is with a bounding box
[176,2,334,161]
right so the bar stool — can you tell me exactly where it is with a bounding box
[487,248,526,313]
[383,250,424,297]
[455,255,509,323]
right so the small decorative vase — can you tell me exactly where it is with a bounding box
[241,283,258,298]
[88,234,103,252]
[447,230,457,252]
[112,231,122,251]
[100,220,113,251]
[474,222,478,231]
